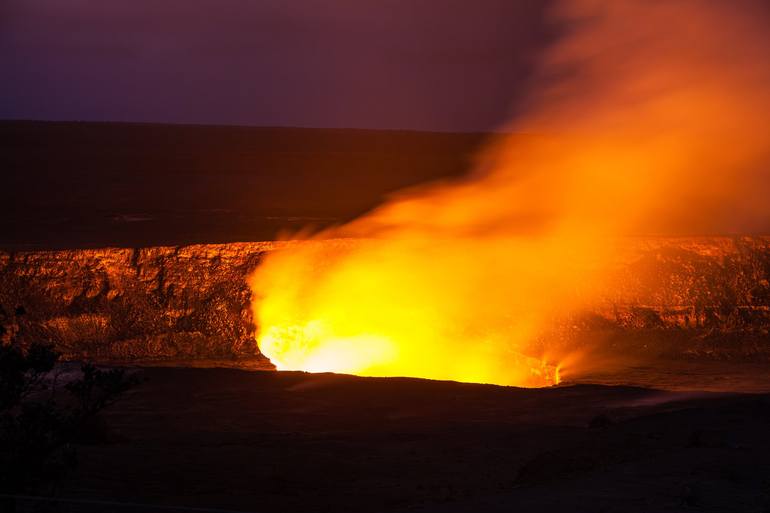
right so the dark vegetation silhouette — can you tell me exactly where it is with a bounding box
[0,306,138,511]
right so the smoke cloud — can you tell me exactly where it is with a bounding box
[250,0,770,386]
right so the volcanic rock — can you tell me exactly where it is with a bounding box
[1,236,769,363]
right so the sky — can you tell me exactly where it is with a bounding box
[0,0,553,132]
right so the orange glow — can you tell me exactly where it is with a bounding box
[249,0,770,387]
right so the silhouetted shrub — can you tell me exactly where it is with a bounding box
[0,314,138,506]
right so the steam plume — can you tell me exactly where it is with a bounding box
[250,0,770,386]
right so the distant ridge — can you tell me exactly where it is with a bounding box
[0,119,492,136]
[0,121,488,249]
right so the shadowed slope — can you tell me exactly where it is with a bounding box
[57,367,770,513]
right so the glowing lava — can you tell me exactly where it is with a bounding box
[250,236,593,387]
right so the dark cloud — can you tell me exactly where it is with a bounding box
[0,0,553,130]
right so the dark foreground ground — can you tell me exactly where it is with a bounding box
[43,367,770,513]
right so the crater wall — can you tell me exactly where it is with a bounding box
[1,237,769,363]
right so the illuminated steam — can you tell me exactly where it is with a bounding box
[250,0,770,386]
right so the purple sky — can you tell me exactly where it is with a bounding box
[0,0,553,131]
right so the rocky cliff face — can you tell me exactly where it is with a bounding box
[0,242,288,365]
[1,237,770,364]
[566,237,770,359]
